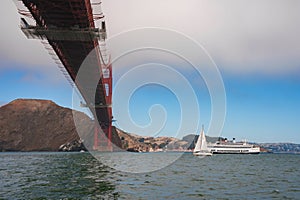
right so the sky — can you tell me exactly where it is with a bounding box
[0,0,300,143]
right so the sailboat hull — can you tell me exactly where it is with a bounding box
[193,151,212,156]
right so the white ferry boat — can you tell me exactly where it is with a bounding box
[207,138,260,154]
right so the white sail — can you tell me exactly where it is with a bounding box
[193,126,212,156]
[194,132,202,152]
[201,129,208,151]
[194,128,208,152]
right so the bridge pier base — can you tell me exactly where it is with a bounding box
[93,123,113,152]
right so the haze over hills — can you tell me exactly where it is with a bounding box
[0,99,299,153]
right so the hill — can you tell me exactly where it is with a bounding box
[115,128,185,152]
[0,99,121,151]
[114,129,218,152]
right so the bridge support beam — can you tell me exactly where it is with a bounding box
[93,63,113,152]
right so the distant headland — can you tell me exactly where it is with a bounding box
[0,99,299,153]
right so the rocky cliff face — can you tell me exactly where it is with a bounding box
[0,99,121,151]
[115,128,191,152]
[116,128,151,152]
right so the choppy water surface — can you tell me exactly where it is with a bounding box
[0,152,299,199]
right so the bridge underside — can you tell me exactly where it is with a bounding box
[20,0,113,150]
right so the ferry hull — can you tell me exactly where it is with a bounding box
[211,151,260,154]
[208,145,260,154]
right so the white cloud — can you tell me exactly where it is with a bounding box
[102,0,300,75]
[1,1,54,66]
[1,0,299,78]
[0,0,66,84]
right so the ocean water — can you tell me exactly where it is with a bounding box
[0,152,299,199]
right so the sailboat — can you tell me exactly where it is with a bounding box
[193,126,212,156]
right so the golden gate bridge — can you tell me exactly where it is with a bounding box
[16,0,113,151]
